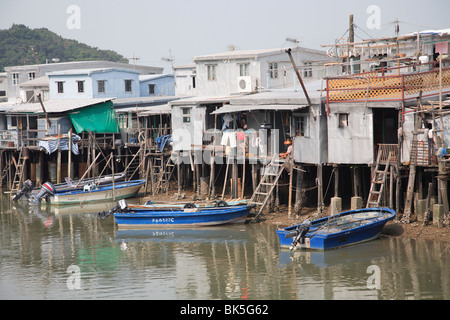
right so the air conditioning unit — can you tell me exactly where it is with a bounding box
[237,76,256,93]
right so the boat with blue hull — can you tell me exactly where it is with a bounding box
[276,207,396,251]
[99,200,255,228]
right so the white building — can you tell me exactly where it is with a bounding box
[190,47,331,97]
[173,64,197,97]
[171,46,332,154]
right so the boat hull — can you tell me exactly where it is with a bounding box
[113,205,253,229]
[277,208,396,251]
[51,180,145,205]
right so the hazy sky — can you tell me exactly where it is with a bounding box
[1,0,449,72]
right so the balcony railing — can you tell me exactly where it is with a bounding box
[325,63,450,108]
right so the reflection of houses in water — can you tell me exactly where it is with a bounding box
[2,190,449,300]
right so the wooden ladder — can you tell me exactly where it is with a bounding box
[402,131,419,222]
[250,157,285,222]
[366,149,391,208]
[124,147,143,181]
[153,156,175,194]
[11,150,26,193]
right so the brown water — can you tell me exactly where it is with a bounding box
[1,191,449,300]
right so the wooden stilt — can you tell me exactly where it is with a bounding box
[68,128,72,180]
[57,124,61,184]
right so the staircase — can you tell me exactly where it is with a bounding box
[250,157,286,222]
[366,148,392,208]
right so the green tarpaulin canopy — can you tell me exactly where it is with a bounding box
[68,101,119,133]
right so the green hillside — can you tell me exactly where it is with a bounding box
[0,24,129,71]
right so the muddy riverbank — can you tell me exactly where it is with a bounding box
[140,190,450,243]
[264,206,450,243]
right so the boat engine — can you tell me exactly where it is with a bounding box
[29,182,56,205]
[12,179,34,202]
[290,219,311,251]
[98,199,128,220]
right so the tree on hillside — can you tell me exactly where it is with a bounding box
[0,24,129,71]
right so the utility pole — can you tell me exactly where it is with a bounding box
[348,14,354,74]
[162,49,176,86]
[349,14,354,43]
[395,19,400,57]
[128,53,140,70]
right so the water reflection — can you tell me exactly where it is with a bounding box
[1,191,449,300]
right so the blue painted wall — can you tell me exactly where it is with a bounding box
[139,74,175,97]
[48,68,140,100]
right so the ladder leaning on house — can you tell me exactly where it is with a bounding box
[152,156,176,194]
[250,156,286,222]
[11,150,27,194]
[366,148,392,208]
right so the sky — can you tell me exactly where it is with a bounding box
[1,0,449,72]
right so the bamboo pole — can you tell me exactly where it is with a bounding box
[68,128,72,180]
[221,158,230,200]
[111,152,115,200]
[57,124,61,184]
[288,164,293,219]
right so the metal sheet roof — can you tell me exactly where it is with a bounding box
[0,98,114,114]
[115,104,171,115]
[211,104,307,114]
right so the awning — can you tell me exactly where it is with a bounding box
[115,104,171,115]
[39,134,81,155]
[68,101,119,133]
[211,104,307,115]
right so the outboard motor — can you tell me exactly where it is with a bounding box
[12,179,34,202]
[29,182,56,205]
[290,219,311,252]
[98,199,128,220]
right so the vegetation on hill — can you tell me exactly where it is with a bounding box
[0,24,129,71]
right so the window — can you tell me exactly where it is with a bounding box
[303,62,312,78]
[118,114,127,129]
[98,80,105,93]
[338,113,349,127]
[239,63,249,77]
[12,73,19,85]
[192,76,196,89]
[269,63,278,79]
[77,81,84,93]
[57,81,64,93]
[207,65,216,81]
[148,84,155,95]
[125,79,133,92]
[28,72,36,81]
[182,108,191,123]
[291,114,309,137]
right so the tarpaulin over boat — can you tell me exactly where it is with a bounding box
[68,101,119,133]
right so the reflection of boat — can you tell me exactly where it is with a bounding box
[50,179,145,205]
[278,236,391,268]
[52,198,141,215]
[115,225,250,244]
[277,207,396,251]
[100,200,254,228]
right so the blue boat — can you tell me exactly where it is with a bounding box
[100,200,255,228]
[276,207,396,251]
